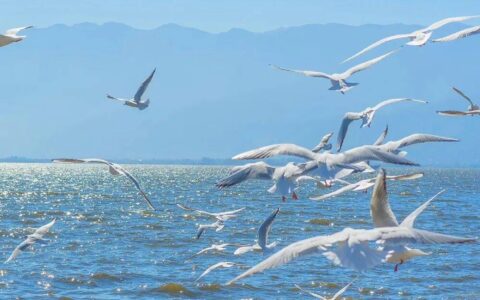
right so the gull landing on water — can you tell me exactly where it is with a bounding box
[107,68,156,110]
[336,98,428,151]
[5,219,55,263]
[437,87,480,117]
[234,208,280,255]
[52,158,156,210]
[343,15,480,63]
[0,26,33,47]
[270,50,395,94]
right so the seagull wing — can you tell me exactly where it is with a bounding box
[110,164,156,210]
[294,285,327,300]
[5,26,33,36]
[452,87,475,107]
[214,207,246,217]
[386,172,424,181]
[336,112,363,151]
[5,239,34,263]
[331,279,356,300]
[312,132,334,152]
[436,110,469,116]
[373,125,389,146]
[340,50,396,79]
[400,190,445,228]
[233,144,317,160]
[134,68,156,102]
[370,169,399,227]
[270,64,334,79]
[432,25,480,43]
[258,208,280,250]
[423,15,480,32]
[342,33,413,63]
[380,134,459,151]
[328,145,419,168]
[34,219,56,237]
[196,262,232,282]
[371,98,428,111]
[216,162,276,188]
[309,182,359,201]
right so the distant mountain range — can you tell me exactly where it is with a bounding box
[0,22,478,166]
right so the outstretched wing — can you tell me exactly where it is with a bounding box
[380,134,459,151]
[436,110,469,117]
[400,190,445,228]
[134,68,156,102]
[373,125,389,146]
[342,33,413,63]
[216,162,275,188]
[336,112,363,152]
[329,146,419,168]
[258,208,280,250]
[452,87,475,107]
[233,144,317,161]
[309,182,359,201]
[423,15,480,32]
[5,26,33,36]
[433,25,480,43]
[372,98,427,111]
[340,50,396,79]
[106,94,129,103]
[370,169,399,228]
[270,64,333,79]
[116,166,156,210]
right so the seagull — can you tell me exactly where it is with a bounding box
[0,26,33,47]
[190,243,240,258]
[234,208,280,255]
[343,15,480,62]
[196,261,244,282]
[107,68,156,110]
[52,158,155,210]
[232,143,418,181]
[271,50,395,94]
[5,219,56,263]
[177,204,245,221]
[371,170,445,272]
[336,98,427,151]
[312,132,334,153]
[432,25,480,43]
[227,222,475,285]
[310,171,423,201]
[216,162,313,201]
[295,278,356,300]
[196,220,225,239]
[437,87,480,117]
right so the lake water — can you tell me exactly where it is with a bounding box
[0,164,478,299]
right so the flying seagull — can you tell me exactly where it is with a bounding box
[177,204,245,221]
[196,220,225,239]
[52,158,155,210]
[216,162,313,201]
[336,98,427,151]
[310,171,423,201]
[107,68,156,110]
[295,278,356,300]
[271,50,395,94]
[5,219,56,263]
[196,262,244,282]
[234,208,280,255]
[312,132,334,153]
[190,243,241,258]
[432,25,480,43]
[227,222,475,284]
[343,15,480,62]
[437,87,480,117]
[0,26,33,47]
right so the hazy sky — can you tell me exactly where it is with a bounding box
[2,0,480,32]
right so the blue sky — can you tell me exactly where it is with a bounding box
[2,0,480,32]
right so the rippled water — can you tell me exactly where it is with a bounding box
[0,163,478,299]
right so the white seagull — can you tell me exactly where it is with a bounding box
[190,243,240,258]
[196,220,225,239]
[196,261,244,282]
[336,98,427,151]
[5,219,56,263]
[343,15,480,62]
[227,222,475,284]
[371,169,446,272]
[310,171,423,201]
[295,278,356,300]
[216,162,313,201]
[107,68,156,110]
[232,144,418,181]
[437,87,480,117]
[52,158,155,210]
[177,204,245,221]
[312,132,334,153]
[432,25,480,43]
[271,50,395,94]
[234,208,280,255]
[0,26,33,47]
